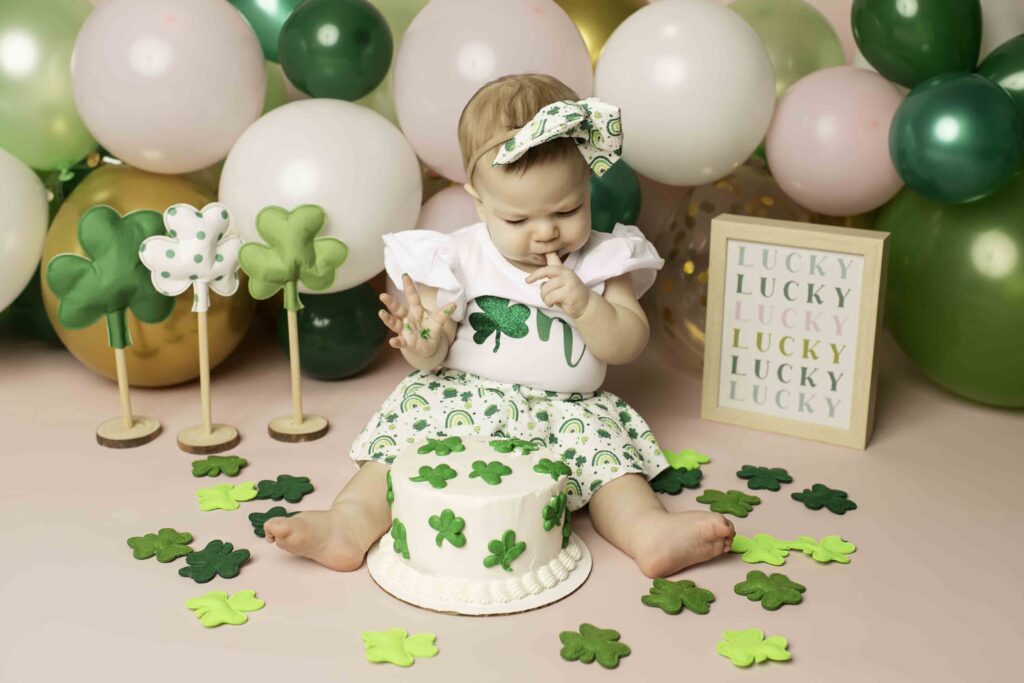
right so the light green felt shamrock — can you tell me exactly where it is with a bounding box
[662,448,710,471]
[417,436,465,455]
[237,204,347,312]
[186,590,264,628]
[641,578,716,615]
[391,518,409,559]
[197,482,258,511]
[731,533,791,566]
[696,489,761,517]
[533,457,571,480]
[542,492,568,532]
[490,437,538,455]
[127,528,193,562]
[428,509,466,548]
[469,459,513,485]
[559,623,631,669]
[178,540,250,583]
[191,455,248,477]
[788,535,856,564]
[734,570,805,611]
[409,464,458,489]
[362,628,438,667]
[483,530,526,572]
[716,628,791,667]
[45,205,175,348]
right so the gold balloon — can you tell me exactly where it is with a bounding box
[557,0,649,66]
[41,165,255,387]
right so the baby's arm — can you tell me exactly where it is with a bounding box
[571,273,650,365]
[379,274,458,371]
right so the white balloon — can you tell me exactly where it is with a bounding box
[220,99,422,293]
[416,186,480,232]
[71,0,266,174]
[0,148,49,310]
[595,0,775,186]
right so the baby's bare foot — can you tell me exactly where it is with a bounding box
[633,510,735,578]
[264,508,367,572]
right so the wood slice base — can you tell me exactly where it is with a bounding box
[96,416,161,449]
[177,423,241,455]
[268,414,329,443]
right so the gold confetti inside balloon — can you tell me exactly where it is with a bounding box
[557,0,648,66]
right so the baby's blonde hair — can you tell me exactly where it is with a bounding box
[458,73,588,180]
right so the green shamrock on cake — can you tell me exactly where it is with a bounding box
[533,458,571,480]
[469,460,513,485]
[490,437,538,455]
[409,464,458,489]
[417,436,465,455]
[483,530,526,572]
[428,509,466,548]
[391,518,410,559]
[542,492,568,532]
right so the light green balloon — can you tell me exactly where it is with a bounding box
[0,0,97,171]
[355,0,430,128]
[263,62,288,115]
[730,0,846,98]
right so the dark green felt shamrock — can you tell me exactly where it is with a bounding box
[391,518,409,559]
[127,528,193,562]
[650,467,703,495]
[734,570,805,611]
[533,457,571,480]
[695,489,761,517]
[255,475,314,503]
[248,507,298,538]
[490,437,538,455]
[409,464,458,489]
[177,540,250,583]
[542,492,568,532]
[736,465,793,491]
[641,578,716,615]
[428,509,466,548]
[46,206,174,348]
[483,530,526,572]
[469,459,513,485]
[559,624,631,669]
[417,436,465,455]
[192,455,249,478]
[791,483,857,514]
[470,295,529,352]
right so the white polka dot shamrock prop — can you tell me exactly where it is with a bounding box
[237,204,348,442]
[45,205,174,449]
[139,202,243,454]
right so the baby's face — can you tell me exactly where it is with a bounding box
[465,154,592,270]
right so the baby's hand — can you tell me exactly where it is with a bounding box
[379,274,455,358]
[525,252,592,319]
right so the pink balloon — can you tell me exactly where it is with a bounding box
[393,0,594,183]
[416,185,480,232]
[766,66,904,216]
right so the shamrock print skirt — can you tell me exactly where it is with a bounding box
[349,368,671,510]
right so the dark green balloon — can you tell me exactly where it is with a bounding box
[279,0,393,101]
[889,73,1023,204]
[877,165,1024,407]
[230,0,305,62]
[590,160,640,234]
[276,284,387,380]
[978,34,1024,118]
[852,0,981,88]
[0,270,60,345]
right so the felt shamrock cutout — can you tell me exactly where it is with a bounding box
[127,528,193,562]
[490,437,539,455]
[197,482,258,511]
[255,474,314,503]
[470,295,530,352]
[248,506,298,538]
[46,205,174,349]
[641,578,716,615]
[483,530,526,572]
[562,508,572,548]
[791,483,857,514]
[542,492,568,532]
[696,489,761,517]
[716,628,791,667]
[533,457,571,480]
[237,204,348,311]
[139,202,241,313]
[186,590,264,628]
[191,455,249,478]
[736,465,793,491]
[731,533,791,566]
[662,448,710,471]
[409,464,458,489]
[178,540,251,583]
[385,470,394,506]
[390,518,409,559]
[788,535,856,564]
[417,435,465,455]
[469,459,513,485]
[559,623,631,669]
[428,509,466,548]
[734,570,805,611]
[362,628,438,667]
[650,467,703,495]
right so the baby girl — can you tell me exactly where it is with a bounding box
[264,74,734,578]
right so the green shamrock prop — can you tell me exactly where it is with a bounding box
[791,483,857,514]
[734,571,805,611]
[248,506,298,538]
[533,457,571,480]
[559,624,631,669]
[662,448,710,470]
[390,518,409,559]
[736,465,793,491]
[641,579,716,615]
[650,467,703,495]
[490,437,538,455]
[46,206,174,349]
[469,460,513,485]
[186,590,264,628]
[731,533,791,566]
[469,295,530,352]
[362,628,438,667]
[483,530,526,572]
[255,474,314,503]
[428,509,466,548]
[409,464,458,489]
[127,528,193,562]
[696,489,761,517]
[542,492,568,531]
[416,436,465,455]
[197,482,258,511]
[178,540,251,583]
[788,535,856,564]
[716,628,791,667]
[191,455,249,477]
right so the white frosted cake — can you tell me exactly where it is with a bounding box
[365,434,592,615]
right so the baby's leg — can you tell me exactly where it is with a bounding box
[264,461,391,572]
[588,474,735,578]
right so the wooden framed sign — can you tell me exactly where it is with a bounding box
[701,214,889,449]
